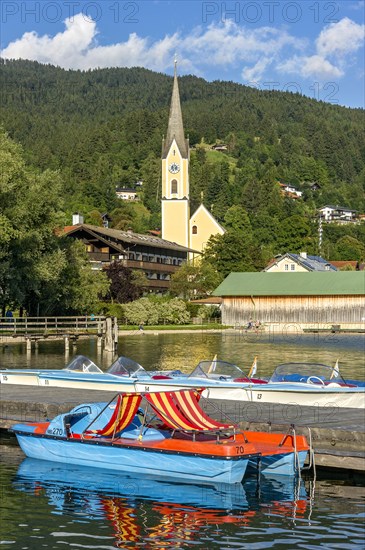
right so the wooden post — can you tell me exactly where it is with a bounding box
[97,335,103,349]
[26,338,31,352]
[104,317,114,352]
[64,336,69,353]
[113,317,119,351]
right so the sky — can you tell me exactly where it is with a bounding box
[1,1,364,108]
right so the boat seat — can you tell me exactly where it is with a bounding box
[144,389,236,437]
[84,393,142,438]
[151,375,172,380]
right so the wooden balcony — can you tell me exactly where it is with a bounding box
[87,254,181,274]
[121,259,180,274]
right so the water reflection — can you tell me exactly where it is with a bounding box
[1,332,364,379]
[13,459,309,548]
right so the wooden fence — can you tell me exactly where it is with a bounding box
[0,316,106,336]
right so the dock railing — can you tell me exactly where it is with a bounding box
[0,316,106,337]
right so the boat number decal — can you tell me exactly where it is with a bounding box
[2,375,7,381]
[47,428,63,435]
[236,446,245,454]
[44,379,49,385]
[257,394,262,399]
[144,386,150,392]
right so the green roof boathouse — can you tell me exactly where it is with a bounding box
[213,272,365,333]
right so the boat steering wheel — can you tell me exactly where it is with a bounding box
[307,375,325,385]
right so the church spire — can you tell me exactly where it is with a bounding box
[162,58,189,159]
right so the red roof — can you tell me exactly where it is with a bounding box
[330,261,364,271]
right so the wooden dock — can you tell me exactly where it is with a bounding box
[0,315,119,352]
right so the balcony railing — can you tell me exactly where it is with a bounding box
[121,259,180,273]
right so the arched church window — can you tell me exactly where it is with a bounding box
[192,225,198,235]
[171,179,178,194]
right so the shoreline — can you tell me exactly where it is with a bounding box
[0,327,364,344]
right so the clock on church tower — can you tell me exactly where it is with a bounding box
[168,162,180,174]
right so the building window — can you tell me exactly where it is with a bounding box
[192,225,198,235]
[284,264,289,271]
[291,264,295,271]
[171,179,178,194]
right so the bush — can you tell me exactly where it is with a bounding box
[123,297,159,325]
[161,298,190,325]
[122,297,190,325]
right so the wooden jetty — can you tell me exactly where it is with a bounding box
[0,385,363,474]
[0,316,118,352]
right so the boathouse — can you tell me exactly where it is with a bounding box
[213,272,365,331]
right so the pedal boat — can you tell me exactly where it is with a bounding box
[10,389,309,482]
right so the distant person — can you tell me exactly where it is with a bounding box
[255,320,261,333]
[138,323,144,333]
[5,310,13,326]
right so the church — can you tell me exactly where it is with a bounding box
[161,61,225,257]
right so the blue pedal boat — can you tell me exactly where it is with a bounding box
[10,389,309,482]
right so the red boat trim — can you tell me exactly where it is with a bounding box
[11,429,261,461]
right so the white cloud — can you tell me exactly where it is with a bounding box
[277,17,364,81]
[278,55,344,79]
[1,13,180,72]
[1,15,302,76]
[242,57,273,82]
[1,14,363,85]
[179,21,303,66]
[1,14,97,67]
[316,17,365,58]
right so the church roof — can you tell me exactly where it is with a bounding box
[162,62,189,159]
[190,204,225,234]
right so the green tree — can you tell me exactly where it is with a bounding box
[170,261,223,299]
[103,262,144,303]
[334,236,365,261]
[0,130,109,315]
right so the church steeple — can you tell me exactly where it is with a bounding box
[162,58,189,159]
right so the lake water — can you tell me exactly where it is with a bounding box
[1,331,364,378]
[1,333,364,548]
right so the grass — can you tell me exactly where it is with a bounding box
[118,323,228,331]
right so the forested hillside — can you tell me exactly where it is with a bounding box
[1,58,364,266]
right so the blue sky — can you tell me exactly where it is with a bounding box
[1,1,364,107]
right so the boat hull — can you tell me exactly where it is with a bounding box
[248,451,308,476]
[0,371,41,386]
[135,381,365,409]
[14,432,249,484]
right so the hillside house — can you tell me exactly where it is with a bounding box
[278,182,303,199]
[264,253,336,272]
[116,188,139,201]
[319,205,358,223]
